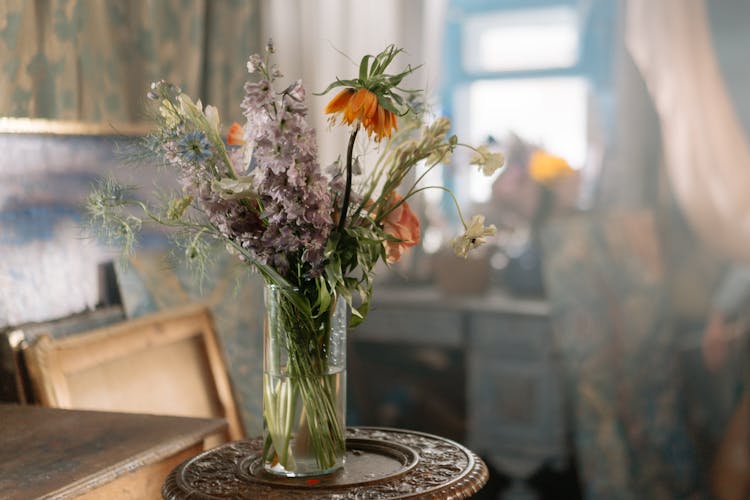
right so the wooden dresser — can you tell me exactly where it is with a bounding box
[0,404,225,499]
[350,287,566,484]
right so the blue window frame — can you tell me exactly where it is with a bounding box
[440,0,617,205]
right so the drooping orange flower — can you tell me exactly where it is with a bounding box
[382,193,420,263]
[324,88,398,141]
[324,88,355,116]
[227,122,246,146]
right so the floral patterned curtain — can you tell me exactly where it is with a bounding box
[0,0,261,125]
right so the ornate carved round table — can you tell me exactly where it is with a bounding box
[162,427,489,499]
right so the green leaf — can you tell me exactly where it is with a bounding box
[359,55,372,82]
[312,277,331,318]
[349,295,371,328]
[371,45,402,76]
[314,78,359,96]
[325,256,343,286]
[376,95,400,115]
[350,304,364,319]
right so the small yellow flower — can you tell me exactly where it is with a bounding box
[470,146,505,176]
[451,215,497,258]
[166,196,193,220]
[528,150,574,184]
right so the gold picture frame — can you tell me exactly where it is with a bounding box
[0,117,152,136]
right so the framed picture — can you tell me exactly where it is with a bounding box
[23,303,244,442]
[0,128,171,329]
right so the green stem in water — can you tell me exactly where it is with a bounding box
[263,289,345,472]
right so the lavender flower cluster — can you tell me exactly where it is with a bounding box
[146,69,334,280]
[233,66,334,276]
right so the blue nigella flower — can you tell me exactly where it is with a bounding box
[177,130,213,163]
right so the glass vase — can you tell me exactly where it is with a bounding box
[262,284,347,477]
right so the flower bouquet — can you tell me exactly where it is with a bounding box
[87,42,503,477]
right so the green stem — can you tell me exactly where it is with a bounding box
[403,185,469,228]
[336,127,360,235]
[263,289,345,472]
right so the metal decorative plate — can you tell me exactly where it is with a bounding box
[162,427,489,499]
[238,437,419,488]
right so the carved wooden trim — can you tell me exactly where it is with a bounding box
[162,427,489,499]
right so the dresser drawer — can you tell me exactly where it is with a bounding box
[467,312,563,460]
[470,313,550,362]
[354,307,463,347]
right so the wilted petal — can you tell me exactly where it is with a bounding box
[451,214,497,258]
[382,194,421,263]
[470,145,505,176]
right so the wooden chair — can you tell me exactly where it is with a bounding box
[23,303,244,443]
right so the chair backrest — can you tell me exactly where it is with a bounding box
[23,303,244,442]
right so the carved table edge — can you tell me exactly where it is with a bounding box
[426,451,489,499]
[162,427,491,500]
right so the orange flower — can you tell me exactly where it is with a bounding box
[382,194,420,263]
[324,88,398,141]
[323,88,355,116]
[227,122,246,146]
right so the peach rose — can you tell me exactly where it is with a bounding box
[382,194,420,263]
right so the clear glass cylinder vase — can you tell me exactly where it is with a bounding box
[262,284,347,477]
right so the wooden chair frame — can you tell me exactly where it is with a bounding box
[23,304,244,441]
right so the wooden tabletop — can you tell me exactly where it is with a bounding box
[163,427,489,499]
[0,404,226,499]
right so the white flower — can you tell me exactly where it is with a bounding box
[451,215,497,258]
[205,105,220,133]
[247,54,263,74]
[213,176,257,200]
[177,93,201,116]
[159,100,180,127]
[470,146,505,176]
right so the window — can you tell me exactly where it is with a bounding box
[466,77,587,202]
[462,6,579,73]
[444,3,588,205]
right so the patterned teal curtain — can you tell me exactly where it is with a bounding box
[0,0,261,124]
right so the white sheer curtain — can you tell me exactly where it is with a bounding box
[626,0,750,262]
[260,0,446,166]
